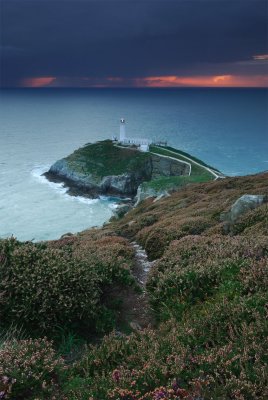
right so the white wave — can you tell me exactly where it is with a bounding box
[99,195,131,202]
[69,195,99,205]
[108,202,119,210]
[98,195,125,210]
[31,165,68,195]
[31,165,108,206]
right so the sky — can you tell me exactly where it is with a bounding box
[1,0,268,88]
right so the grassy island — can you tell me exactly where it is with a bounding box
[46,140,222,199]
[1,149,268,399]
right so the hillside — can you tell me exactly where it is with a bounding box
[1,171,268,399]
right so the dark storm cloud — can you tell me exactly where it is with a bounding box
[1,0,267,86]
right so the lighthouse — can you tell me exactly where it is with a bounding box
[120,118,126,142]
[117,118,152,151]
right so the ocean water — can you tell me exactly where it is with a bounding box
[0,88,267,241]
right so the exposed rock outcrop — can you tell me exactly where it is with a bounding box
[221,194,267,223]
[135,185,170,205]
[45,159,153,198]
[112,204,132,219]
[150,154,189,178]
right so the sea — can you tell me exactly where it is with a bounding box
[0,88,267,241]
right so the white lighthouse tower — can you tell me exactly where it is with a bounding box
[117,118,152,151]
[120,118,126,142]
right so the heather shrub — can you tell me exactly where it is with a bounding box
[0,235,135,335]
[137,216,214,260]
[232,203,268,235]
[0,337,64,399]
[1,173,267,399]
[146,235,268,320]
[195,317,268,399]
[61,174,268,399]
[63,296,268,399]
[239,258,268,294]
[114,171,268,250]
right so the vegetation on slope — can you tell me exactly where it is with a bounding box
[65,140,151,179]
[115,173,268,259]
[150,145,217,180]
[1,172,268,399]
[142,145,219,194]
[0,231,136,338]
[140,174,211,193]
[162,145,221,172]
[51,141,220,197]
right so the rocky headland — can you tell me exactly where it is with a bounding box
[44,140,190,199]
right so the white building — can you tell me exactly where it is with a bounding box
[119,118,152,152]
[119,118,126,141]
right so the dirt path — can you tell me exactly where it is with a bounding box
[116,241,156,331]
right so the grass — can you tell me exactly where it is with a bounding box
[149,145,216,180]
[144,145,217,192]
[66,140,151,179]
[163,145,221,172]
[141,174,211,192]
[62,140,219,188]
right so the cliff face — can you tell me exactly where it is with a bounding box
[44,141,190,198]
[151,154,189,178]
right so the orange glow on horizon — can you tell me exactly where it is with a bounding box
[213,75,232,83]
[137,74,268,88]
[19,74,268,88]
[21,77,56,87]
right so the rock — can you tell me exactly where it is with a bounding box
[112,204,132,218]
[46,159,152,197]
[135,185,170,205]
[153,192,170,202]
[44,159,99,195]
[222,194,267,223]
[129,321,142,331]
[60,232,73,238]
[151,154,190,178]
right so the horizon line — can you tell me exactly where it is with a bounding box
[1,86,267,90]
